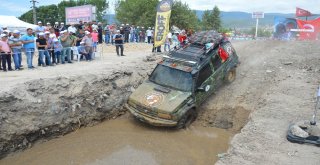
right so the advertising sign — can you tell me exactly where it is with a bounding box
[154,0,173,47]
[65,5,96,25]
[252,12,264,19]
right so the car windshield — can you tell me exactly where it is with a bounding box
[149,65,193,92]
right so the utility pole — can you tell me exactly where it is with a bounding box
[30,0,38,24]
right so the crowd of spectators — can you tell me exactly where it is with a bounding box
[0,20,189,72]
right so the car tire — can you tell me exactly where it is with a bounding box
[175,109,197,129]
[225,68,236,83]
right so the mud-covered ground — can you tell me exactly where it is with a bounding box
[1,41,320,165]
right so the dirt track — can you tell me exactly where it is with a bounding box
[1,41,320,164]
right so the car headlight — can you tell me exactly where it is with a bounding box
[158,113,172,120]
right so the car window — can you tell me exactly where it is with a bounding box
[196,63,213,88]
[211,54,222,71]
[149,65,193,92]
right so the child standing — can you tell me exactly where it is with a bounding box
[53,38,63,64]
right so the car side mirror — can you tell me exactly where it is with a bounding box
[197,85,211,92]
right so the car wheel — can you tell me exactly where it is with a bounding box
[175,109,197,129]
[225,68,236,83]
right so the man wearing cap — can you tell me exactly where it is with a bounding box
[9,30,23,70]
[36,32,51,67]
[60,30,73,64]
[54,22,60,37]
[0,34,13,71]
[46,22,52,31]
[124,23,130,43]
[59,22,66,32]
[35,21,45,36]
[21,28,36,69]
[113,30,125,56]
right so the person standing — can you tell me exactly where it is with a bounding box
[21,28,36,69]
[135,26,140,42]
[60,30,73,64]
[164,32,172,52]
[48,28,57,64]
[130,25,135,43]
[91,29,99,52]
[97,22,103,44]
[54,22,60,37]
[53,38,63,64]
[35,21,45,37]
[8,30,23,70]
[104,24,111,44]
[0,34,13,72]
[124,24,130,43]
[36,32,51,67]
[59,22,66,32]
[140,27,146,43]
[146,27,153,44]
[113,30,125,56]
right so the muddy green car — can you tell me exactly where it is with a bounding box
[126,33,239,129]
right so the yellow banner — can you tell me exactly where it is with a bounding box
[154,0,173,48]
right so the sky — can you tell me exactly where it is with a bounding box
[0,0,320,17]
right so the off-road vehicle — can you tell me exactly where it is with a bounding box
[125,31,239,129]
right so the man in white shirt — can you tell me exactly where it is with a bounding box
[67,24,77,34]
[35,21,45,36]
[164,32,172,52]
[146,27,153,44]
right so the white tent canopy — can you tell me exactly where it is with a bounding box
[0,15,36,33]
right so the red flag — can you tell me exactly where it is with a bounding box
[218,46,229,62]
[296,17,320,40]
[296,7,312,17]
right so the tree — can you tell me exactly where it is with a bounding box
[19,0,109,24]
[115,0,200,30]
[212,6,221,31]
[201,6,221,31]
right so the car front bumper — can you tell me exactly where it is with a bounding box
[125,103,178,127]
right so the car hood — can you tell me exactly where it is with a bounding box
[128,81,192,113]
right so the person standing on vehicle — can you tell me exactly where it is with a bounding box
[113,30,125,56]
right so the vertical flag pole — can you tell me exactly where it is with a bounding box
[255,18,259,38]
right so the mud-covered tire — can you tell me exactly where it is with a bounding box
[225,68,236,83]
[175,109,197,129]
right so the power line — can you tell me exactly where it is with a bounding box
[30,0,39,24]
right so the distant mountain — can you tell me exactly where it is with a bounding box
[195,10,295,28]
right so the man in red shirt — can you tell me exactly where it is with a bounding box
[0,34,13,71]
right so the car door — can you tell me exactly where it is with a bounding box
[195,62,215,106]
[210,53,225,90]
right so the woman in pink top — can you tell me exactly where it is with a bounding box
[91,29,98,52]
[0,34,13,71]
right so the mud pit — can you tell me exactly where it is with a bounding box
[1,41,320,164]
[0,116,234,165]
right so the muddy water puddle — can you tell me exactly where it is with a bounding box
[0,116,232,165]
